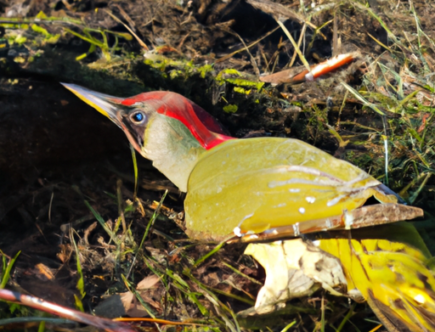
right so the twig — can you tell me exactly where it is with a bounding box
[275,18,311,72]
[0,289,136,332]
[104,9,148,51]
[223,28,260,76]
[216,25,279,64]
[288,22,307,68]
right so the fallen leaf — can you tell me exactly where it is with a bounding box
[137,275,160,290]
[245,239,347,313]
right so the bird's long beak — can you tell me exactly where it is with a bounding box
[61,83,125,128]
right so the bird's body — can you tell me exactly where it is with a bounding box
[185,137,396,239]
[63,83,435,332]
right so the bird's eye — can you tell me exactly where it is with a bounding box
[131,112,145,123]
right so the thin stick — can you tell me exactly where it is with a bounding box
[104,9,148,50]
[216,25,280,63]
[288,22,307,68]
[275,19,311,72]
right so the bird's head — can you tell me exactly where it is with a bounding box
[62,83,232,153]
[61,83,234,191]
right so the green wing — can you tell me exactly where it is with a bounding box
[185,138,396,240]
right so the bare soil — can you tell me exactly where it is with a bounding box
[1,0,435,331]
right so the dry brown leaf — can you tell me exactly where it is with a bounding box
[137,275,160,290]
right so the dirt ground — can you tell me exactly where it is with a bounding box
[1,0,435,331]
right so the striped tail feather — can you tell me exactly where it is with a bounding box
[314,222,435,332]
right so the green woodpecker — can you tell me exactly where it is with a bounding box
[63,83,435,331]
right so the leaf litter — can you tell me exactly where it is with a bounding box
[0,0,435,331]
